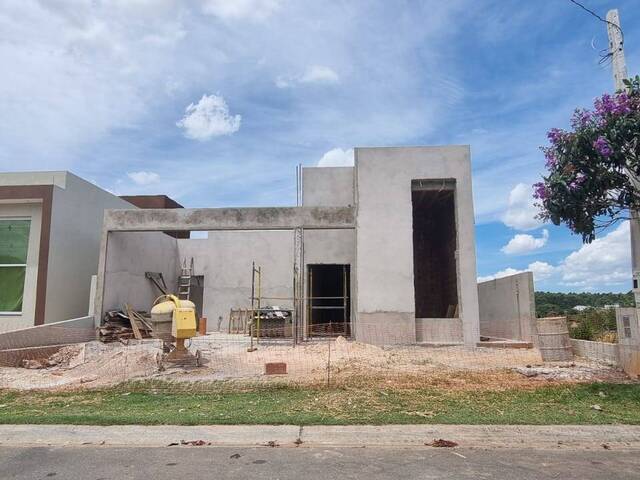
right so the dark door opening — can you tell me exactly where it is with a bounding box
[411,180,458,318]
[307,264,350,336]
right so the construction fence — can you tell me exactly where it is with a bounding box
[0,323,637,392]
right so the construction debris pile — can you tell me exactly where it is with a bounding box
[99,307,153,343]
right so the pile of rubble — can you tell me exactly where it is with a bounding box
[514,362,629,382]
[99,308,153,343]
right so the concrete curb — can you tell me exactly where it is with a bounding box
[1,425,639,449]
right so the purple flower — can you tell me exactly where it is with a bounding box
[613,92,632,114]
[533,182,548,200]
[570,108,592,129]
[547,128,566,146]
[594,92,633,118]
[542,148,557,168]
[593,136,613,157]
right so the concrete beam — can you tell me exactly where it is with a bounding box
[103,206,355,232]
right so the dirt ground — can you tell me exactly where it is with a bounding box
[0,333,631,391]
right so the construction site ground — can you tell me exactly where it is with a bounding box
[1,333,638,425]
[0,332,632,391]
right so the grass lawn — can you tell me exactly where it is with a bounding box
[1,381,639,425]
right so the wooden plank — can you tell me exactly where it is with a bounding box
[125,304,143,340]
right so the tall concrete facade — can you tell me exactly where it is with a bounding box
[354,147,480,346]
[93,146,483,346]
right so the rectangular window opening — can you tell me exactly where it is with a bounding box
[0,218,31,314]
[623,315,632,338]
[307,264,350,337]
[411,181,458,318]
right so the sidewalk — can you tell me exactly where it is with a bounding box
[1,424,639,449]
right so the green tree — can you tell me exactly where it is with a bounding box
[534,76,640,242]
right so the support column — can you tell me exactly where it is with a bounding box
[292,227,304,345]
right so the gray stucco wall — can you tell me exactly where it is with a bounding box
[478,272,537,344]
[102,231,179,316]
[45,173,134,323]
[302,167,354,207]
[354,146,480,346]
[178,231,294,332]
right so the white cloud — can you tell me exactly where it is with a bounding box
[300,65,340,84]
[501,229,548,255]
[559,221,631,288]
[480,222,631,290]
[317,148,354,167]
[501,183,543,230]
[200,0,281,21]
[478,267,524,283]
[176,94,241,141]
[477,260,556,283]
[528,260,557,280]
[127,171,160,185]
[276,65,340,88]
[0,0,189,167]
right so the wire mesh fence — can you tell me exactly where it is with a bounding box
[1,323,637,393]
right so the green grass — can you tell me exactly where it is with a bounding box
[1,382,639,425]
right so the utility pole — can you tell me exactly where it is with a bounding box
[606,10,640,305]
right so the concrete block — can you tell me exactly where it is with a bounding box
[354,312,416,345]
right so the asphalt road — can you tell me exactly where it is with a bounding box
[1,446,639,479]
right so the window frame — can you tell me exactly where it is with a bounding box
[0,216,31,315]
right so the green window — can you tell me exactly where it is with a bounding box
[0,219,31,313]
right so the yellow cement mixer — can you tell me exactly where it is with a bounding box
[150,295,200,365]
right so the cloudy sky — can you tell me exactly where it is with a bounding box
[1,0,639,292]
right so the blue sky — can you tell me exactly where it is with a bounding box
[1,0,639,292]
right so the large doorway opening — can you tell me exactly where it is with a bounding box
[411,180,458,318]
[307,264,350,336]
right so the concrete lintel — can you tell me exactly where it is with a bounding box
[103,206,355,232]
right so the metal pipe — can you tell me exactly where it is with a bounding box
[343,265,347,336]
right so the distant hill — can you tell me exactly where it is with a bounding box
[535,291,634,317]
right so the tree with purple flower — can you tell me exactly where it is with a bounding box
[534,75,640,243]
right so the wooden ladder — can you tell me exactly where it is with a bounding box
[178,258,194,301]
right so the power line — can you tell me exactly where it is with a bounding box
[567,0,624,65]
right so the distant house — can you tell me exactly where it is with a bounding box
[573,305,590,312]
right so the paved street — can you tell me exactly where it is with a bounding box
[2,445,639,479]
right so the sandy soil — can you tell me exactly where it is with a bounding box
[0,333,630,391]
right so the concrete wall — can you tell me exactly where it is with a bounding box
[302,167,355,207]
[615,307,640,377]
[0,315,95,350]
[570,339,619,365]
[0,202,42,332]
[102,231,179,316]
[616,307,640,345]
[46,173,134,324]
[354,146,480,346]
[178,231,294,331]
[415,318,463,343]
[478,272,537,344]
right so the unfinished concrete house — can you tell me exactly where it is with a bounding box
[95,146,484,346]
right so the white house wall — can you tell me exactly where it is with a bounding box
[46,173,134,324]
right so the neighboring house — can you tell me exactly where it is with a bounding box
[0,172,135,333]
[120,195,189,239]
